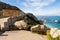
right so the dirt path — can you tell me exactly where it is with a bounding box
[0,30,48,40]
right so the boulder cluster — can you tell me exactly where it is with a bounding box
[0,1,48,35]
[0,13,48,34]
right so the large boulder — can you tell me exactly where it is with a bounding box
[31,24,48,33]
[30,25,40,32]
[40,25,48,31]
[14,20,28,30]
[50,28,60,38]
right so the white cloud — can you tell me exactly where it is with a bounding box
[23,7,60,16]
[21,0,56,15]
[22,2,28,7]
[16,0,57,16]
[22,0,56,8]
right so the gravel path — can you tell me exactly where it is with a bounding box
[0,30,48,40]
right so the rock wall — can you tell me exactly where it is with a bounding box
[3,9,20,17]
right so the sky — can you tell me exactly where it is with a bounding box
[0,0,60,16]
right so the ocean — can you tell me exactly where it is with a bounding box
[36,16,60,29]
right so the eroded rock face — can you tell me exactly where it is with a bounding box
[26,13,40,25]
[30,25,40,32]
[0,17,11,31]
[30,24,47,33]
[40,25,48,31]
[14,20,28,30]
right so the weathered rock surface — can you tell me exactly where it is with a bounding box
[12,13,40,30]
[31,25,40,32]
[0,1,45,31]
[40,25,48,31]
[0,17,11,30]
[50,28,60,38]
[31,24,47,33]
[0,13,41,31]
[14,20,28,30]
[25,13,40,25]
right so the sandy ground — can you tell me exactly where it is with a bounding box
[0,30,48,40]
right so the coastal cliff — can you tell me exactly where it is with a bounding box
[0,1,24,17]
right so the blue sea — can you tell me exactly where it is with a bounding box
[36,16,60,29]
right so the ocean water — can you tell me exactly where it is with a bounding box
[44,22,60,29]
[36,16,60,22]
[36,16,60,29]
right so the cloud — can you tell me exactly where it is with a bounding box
[16,0,56,16]
[21,0,56,15]
[22,0,56,8]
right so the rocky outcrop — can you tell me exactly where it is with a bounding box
[0,1,20,10]
[0,17,11,31]
[17,13,40,25]
[50,28,60,38]
[31,25,40,32]
[31,24,47,32]
[26,13,40,24]
[14,20,28,30]
[14,13,40,30]
[54,20,59,23]
[0,1,25,18]
[40,25,48,31]
[0,1,46,32]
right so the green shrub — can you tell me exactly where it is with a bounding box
[47,30,60,40]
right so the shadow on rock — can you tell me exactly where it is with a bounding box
[0,30,5,35]
[0,34,8,36]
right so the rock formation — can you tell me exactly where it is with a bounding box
[0,1,48,32]
[31,25,40,32]
[50,28,60,38]
[13,13,40,30]
[14,20,28,30]
[31,24,47,33]
[0,17,11,31]
[0,1,25,17]
[0,1,20,10]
